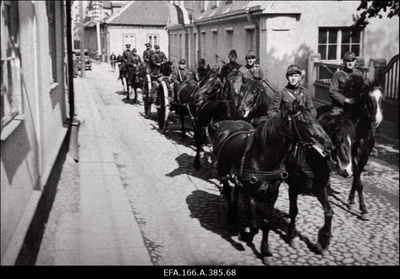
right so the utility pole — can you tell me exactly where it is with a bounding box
[93,1,102,63]
[79,0,85,77]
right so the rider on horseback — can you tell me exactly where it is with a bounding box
[171,59,191,102]
[220,50,242,83]
[239,51,265,84]
[142,43,153,74]
[149,45,167,106]
[121,44,134,73]
[267,64,317,118]
[329,51,365,114]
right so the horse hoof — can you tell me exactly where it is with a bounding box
[289,237,300,249]
[262,256,275,266]
[238,231,254,243]
[316,242,329,256]
[360,213,370,221]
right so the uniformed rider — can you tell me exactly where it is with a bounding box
[239,51,265,84]
[171,59,191,102]
[329,51,365,112]
[121,44,134,72]
[142,43,153,74]
[149,45,167,105]
[127,48,142,68]
[220,50,241,82]
[267,64,317,118]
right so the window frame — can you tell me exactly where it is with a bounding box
[147,34,159,48]
[1,1,23,131]
[318,27,363,62]
[46,1,58,83]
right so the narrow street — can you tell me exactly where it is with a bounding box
[36,62,399,266]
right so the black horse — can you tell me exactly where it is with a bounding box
[192,71,243,169]
[208,102,333,265]
[282,111,356,255]
[125,63,146,102]
[342,80,384,220]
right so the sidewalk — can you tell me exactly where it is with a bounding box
[37,74,152,265]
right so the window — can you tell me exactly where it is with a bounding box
[1,1,23,129]
[147,34,159,48]
[123,34,136,49]
[46,1,57,82]
[318,27,362,61]
[225,28,233,52]
[245,27,255,55]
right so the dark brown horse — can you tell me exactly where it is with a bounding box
[283,111,356,255]
[342,80,383,220]
[192,71,243,169]
[208,102,333,265]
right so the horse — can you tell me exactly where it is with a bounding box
[208,101,333,265]
[237,79,273,123]
[125,63,145,102]
[192,71,243,169]
[341,80,383,220]
[283,110,357,254]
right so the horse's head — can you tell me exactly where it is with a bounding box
[160,61,174,76]
[192,75,223,103]
[225,70,243,106]
[319,112,355,178]
[286,101,333,158]
[345,79,383,128]
[238,80,267,119]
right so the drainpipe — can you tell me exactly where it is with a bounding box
[66,0,80,162]
[245,7,260,58]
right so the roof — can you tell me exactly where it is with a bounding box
[194,1,303,23]
[105,1,189,26]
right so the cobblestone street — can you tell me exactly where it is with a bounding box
[37,62,399,266]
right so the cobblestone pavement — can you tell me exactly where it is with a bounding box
[38,63,399,266]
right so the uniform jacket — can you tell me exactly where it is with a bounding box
[197,66,208,81]
[143,49,153,63]
[268,84,317,117]
[150,51,167,66]
[172,67,191,83]
[239,64,265,83]
[122,50,134,63]
[329,68,365,108]
[220,61,241,81]
[127,54,142,67]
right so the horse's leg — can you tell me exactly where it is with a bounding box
[287,186,300,249]
[260,184,280,265]
[314,178,334,254]
[180,113,186,138]
[133,87,138,103]
[349,141,373,220]
[221,179,239,232]
[193,127,203,169]
[238,192,259,243]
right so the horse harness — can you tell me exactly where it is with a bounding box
[214,127,288,189]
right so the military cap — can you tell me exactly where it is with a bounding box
[343,51,356,61]
[245,51,256,59]
[179,59,186,65]
[286,64,302,76]
[145,43,151,47]
[132,48,137,52]
[125,44,131,48]
[229,50,237,57]
[154,45,160,49]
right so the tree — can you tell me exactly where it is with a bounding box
[352,0,399,32]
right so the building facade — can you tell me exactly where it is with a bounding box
[83,1,189,62]
[167,0,399,138]
[1,1,72,264]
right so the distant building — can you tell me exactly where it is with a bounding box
[83,1,189,62]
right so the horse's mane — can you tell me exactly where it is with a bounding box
[254,107,289,145]
[319,113,355,140]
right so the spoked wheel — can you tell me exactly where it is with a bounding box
[143,76,152,118]
[157,81,170,133]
